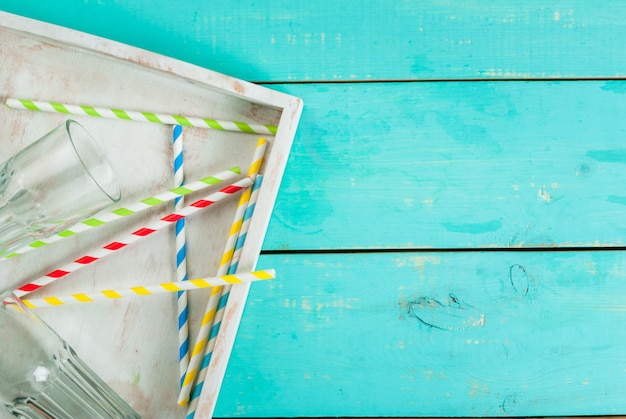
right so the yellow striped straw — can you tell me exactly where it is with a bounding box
[179,138,268,407]
[19,270,275,309]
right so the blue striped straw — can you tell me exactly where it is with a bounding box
[173,125,190,389]
[178,139,266,408]
[227,175,263,274]
[186,175,263,416]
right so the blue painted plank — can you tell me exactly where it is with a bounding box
[216,251,626,417]
[262,81,626,250]
[3,2,626,81]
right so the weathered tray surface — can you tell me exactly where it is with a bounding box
[0,11,302,418]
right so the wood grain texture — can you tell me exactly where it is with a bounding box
[4,4,626,418]
[262,81,626,250]
[216,251,626,417]
[2,1,626,82]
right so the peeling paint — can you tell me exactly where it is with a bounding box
[395,255,440,278]
[395,255,440,269]
[467,380,489,397]
[538,185,552,203]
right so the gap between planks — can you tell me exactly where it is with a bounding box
[258,76,626,85]
[261,246,626,255]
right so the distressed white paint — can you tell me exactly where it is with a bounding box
[0,11,302,418]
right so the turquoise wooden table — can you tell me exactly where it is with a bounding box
[3,1,626,417]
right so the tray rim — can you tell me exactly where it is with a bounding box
[0,10,303,418]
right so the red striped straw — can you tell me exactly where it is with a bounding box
[14,177,254,297]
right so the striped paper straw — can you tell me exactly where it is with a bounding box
[180,138,267,409]
[14,177,254,298]
[187,175,263,413]
[6,98,277,136]
[229,175,263,274]
[172,125,190,389]
[2,167,241,259]
[20,270,275,309]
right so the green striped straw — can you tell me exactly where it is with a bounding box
[6,98,278,136]
[1,167,241,258]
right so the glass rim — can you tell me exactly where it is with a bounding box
[64,120,121,203]
[0,291,22,312]
[0,290,14,303]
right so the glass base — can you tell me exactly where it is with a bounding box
[4,343,140,419]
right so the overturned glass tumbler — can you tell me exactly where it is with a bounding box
[0,120,121,255]
[0,291,140,418]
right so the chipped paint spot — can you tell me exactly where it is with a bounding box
[538,185,552,203]
[584,261,598,275]
[233,81,245,94]
[479,69,534,78]
[554,11,561,21]
[468,380,489,397]
[395,255,440,278]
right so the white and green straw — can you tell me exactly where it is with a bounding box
[6,98,278,136]
[1,167,241,258]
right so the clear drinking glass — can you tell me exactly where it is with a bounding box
[0,120,121,254]
[0,291,140,418]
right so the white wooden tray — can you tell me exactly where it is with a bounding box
[0,11,302,418]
